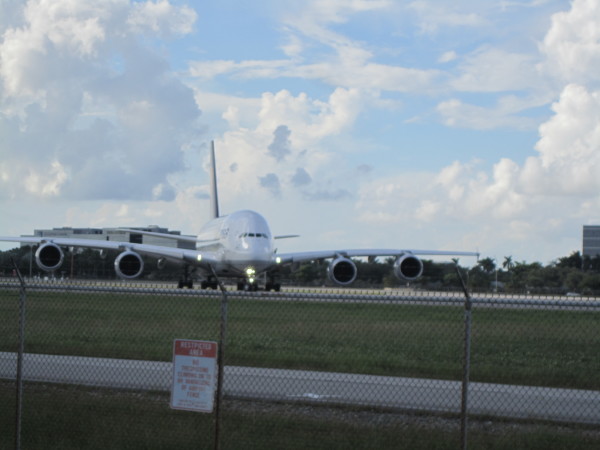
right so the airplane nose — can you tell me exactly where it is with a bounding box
[246,245,271,267]
[249,247,269,260]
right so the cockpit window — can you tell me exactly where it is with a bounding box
[239,232,269,238]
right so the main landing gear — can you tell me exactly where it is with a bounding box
[178,279,194,289]
[177,265,194,289]
[265,272,282,292]
[201,277,219,290]
[265,281,281,292]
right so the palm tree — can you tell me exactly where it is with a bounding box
[477,257,496,274]
[502,256,514,271]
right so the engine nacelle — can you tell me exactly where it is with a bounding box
[394,254,423,281]
[114,251,144,279]
[35,243,65,272]
[327,257,357,286]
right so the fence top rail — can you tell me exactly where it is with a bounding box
[471,295,600,308]
[0,281,461,304]
[1,280,600,309]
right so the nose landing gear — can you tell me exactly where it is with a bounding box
[235,279,280,291]
[237,280,259,291]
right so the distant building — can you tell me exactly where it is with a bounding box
[22,226,195,250]
[582,225,600,257]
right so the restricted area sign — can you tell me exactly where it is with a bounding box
[170,339,218,413]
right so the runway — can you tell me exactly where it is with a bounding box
[1,352,598,424]
[2,279,599,311]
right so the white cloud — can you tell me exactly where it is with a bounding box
[191,56,441,94]
[202,87,364,209]
[521,83,600,195]
[280,33,304,59]
[189,0,441,95]
[189,59,292,80]
[255,88,362,141]
[127,0,197,36]
[361,83,600,229]
[438,51,457,63]
[540,0,600,86]
[284,0,391,37]
[451,47,542,93]
[56,183,211,233]
[24,160,69,197]
[436,97,542,130]
[415,199,441,222]
[407,1,487,34]
[0,0,202,202]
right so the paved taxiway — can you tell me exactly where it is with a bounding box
[2,280,599,314]
[1,352,598,424]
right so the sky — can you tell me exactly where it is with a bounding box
[1,0,600,265]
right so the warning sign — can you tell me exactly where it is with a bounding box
[170,339,218,413]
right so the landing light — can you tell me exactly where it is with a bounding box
[275,257,281,264]
[245,267,256,276]
[197,254,202,262]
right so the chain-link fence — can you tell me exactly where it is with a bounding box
[1,278,599,449]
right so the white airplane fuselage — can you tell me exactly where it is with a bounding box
[196,210,276,279]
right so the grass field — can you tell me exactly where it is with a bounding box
[1,287,598,389]
[1,382,598,450]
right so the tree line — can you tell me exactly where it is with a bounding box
[1,245,599,294]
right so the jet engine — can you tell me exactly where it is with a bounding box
[327,256,357,285]
[35,243,65,272]
[393,254,423,281]
[114,251,144,279]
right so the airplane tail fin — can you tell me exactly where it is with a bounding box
[210,140,220,219]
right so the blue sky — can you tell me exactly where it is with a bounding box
[2,0,600,265]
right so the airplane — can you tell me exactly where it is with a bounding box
[0,141,479,291]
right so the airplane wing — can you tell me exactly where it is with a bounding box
[274,248,478,286]
[0,236,217,269]
[275,249,479,264]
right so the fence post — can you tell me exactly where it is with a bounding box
[11,258,26,450]
[210,267,228,450]
[456,266,472,450]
